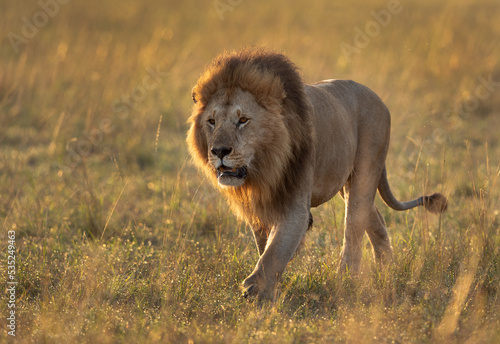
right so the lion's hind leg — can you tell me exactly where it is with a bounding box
[366,205,393,266]
[339,156,387,274]
[339,178,374,274]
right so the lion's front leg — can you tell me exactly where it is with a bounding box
[251,225,269,256]
[243,202,310,301]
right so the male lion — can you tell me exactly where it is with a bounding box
[187,48,447,300]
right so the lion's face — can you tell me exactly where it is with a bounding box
[193,88,291,188]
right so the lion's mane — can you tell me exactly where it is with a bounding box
[187,48,315,226]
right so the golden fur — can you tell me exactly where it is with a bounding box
[187,48,447,300]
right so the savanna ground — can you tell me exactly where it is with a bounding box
[1,0,500,342]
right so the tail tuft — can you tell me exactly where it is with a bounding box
[423,193,448,214]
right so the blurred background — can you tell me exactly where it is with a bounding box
[1,0,499,342]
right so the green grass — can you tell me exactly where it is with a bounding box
[1,0,499,342]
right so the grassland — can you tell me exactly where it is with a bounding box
[1,0,499,342]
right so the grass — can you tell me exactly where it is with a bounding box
[1,0,499,342]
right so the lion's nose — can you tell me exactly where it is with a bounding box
[211,147,232,159]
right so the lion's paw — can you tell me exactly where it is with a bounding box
[242,275,274,301]
[242,284,259,299]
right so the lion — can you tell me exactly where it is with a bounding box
[187,48,447,300]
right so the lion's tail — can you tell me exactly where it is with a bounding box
[378,166,447,214]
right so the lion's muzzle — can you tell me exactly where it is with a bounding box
[210,145,248,187]
[216,165,247,186]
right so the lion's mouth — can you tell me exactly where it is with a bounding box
[216,165,247,180]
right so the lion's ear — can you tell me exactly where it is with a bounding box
[192,87,197,103]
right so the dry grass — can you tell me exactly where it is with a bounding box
[1,0,499,342]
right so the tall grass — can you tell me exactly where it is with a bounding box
[1,0,499,342]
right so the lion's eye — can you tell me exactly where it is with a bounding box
[238,117,249,125]
[208,118,215,126]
